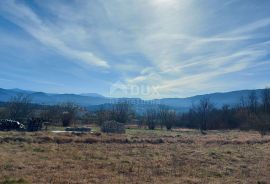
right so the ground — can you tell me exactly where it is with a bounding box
[0,127,270,184]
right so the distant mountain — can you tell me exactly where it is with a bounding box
[0,88,109,106]
[0,88,263,111]
[79,93,105,98]
[153,89,263,108]
[9,88,35,94]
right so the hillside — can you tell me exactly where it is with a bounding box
[0,88,263,110]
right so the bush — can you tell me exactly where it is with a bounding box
[27,118,43,132]
[254,114,270,136]
[101,120,125,134]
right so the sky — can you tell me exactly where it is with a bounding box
[0,0,270,99]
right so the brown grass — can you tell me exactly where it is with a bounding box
[0,128,270,184]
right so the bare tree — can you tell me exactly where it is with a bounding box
[159,105,168,129]
[59,102,78,127]
[165,110,176,130]
[239,95,247,110]
[248,90,258,114]
[159,105,176,130]
[0,107,7,119]
[111,101,132,124]
[261,87,270,113]
[256,113,270,136]
[40,105,63,125]
[6,94,33,121]
[220,104,235,129]
[195,97,214,134]
[145,108,158,130]
[96,105,111,125]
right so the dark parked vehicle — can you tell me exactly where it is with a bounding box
[0,119,25,131]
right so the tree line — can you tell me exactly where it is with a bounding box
[0,94,79,127]
[0,88,270,134]
[179,88,270,135]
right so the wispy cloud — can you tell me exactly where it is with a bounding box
[0,0,269,97]
[0,0,109,68]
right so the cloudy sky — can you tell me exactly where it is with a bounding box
[0,0,270,99]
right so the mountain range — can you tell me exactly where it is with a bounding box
[0,88,262,111]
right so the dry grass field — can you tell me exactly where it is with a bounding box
[0,128,270,184]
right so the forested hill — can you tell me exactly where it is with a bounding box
[0,88,263,110]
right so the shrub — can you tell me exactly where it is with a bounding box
[27,118,43,132]
[101,120,125,134]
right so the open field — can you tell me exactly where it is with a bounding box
[0,128,270,184]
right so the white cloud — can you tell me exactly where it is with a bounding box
[0,0,269,98]
[0,0,109,68]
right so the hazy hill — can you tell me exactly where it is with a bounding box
[0,88,263,111]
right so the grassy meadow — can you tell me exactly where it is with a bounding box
[0,127,270,184]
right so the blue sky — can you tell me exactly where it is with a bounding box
[0,0,270,99]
